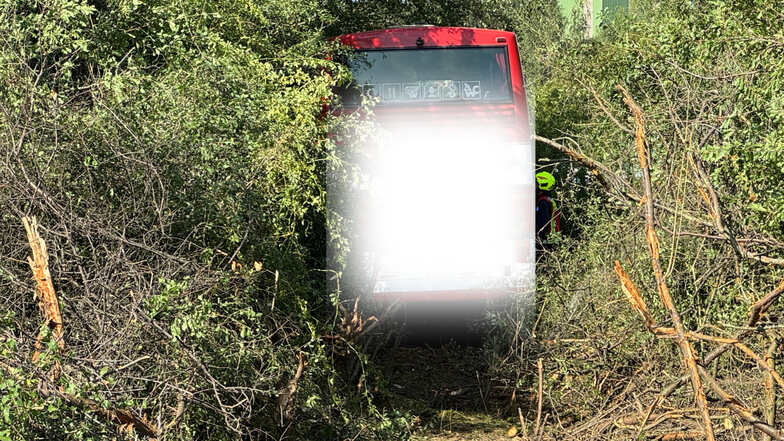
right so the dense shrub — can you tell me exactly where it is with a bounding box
[0,1,562,439]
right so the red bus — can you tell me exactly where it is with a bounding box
[332,26,535,310]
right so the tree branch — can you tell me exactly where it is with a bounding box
[617,84,714,441]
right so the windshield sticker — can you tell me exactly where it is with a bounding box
[423,81,442,100]
[361,84,378,100]
[442,80,460,100]
[369,81,486,104]
[381,83,402,102]
[462,81,481,100]
[402,83,421,101]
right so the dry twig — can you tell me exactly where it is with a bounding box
[764,338,778,441]
[659,432,707,441]
[535,358,543,438]
[518,406,529,439]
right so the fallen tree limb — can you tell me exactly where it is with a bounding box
[749,280,784,326]
[585,82,634,135]
[615,407,730,429]
[15,217,162,438]
[734,341,784,389]
[689,153,784,266]
[685,332,784,389]
[618,84,715,441]
[534,358,543,438]
[609,84,784,441]
[614,261,674,336]
[534,135,713,228]
[689,153,743,263]
[535,135,632,197]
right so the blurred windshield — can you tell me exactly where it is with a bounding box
[340,47,512,106]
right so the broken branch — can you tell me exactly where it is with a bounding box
[614,261,673,336]
[23,216,64,365]
[618,84,714,441]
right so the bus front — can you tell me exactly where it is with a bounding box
[334,26,535,312]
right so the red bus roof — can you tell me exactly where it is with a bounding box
[338,26,516,49]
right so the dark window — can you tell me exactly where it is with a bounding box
[339,47,512,106]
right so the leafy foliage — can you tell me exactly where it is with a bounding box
[7,0,784,439]
[0,0,568,439]
[0,0,365,439]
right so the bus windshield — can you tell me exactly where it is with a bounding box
[341,47,512,106]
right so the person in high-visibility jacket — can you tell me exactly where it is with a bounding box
[535,171,561,248]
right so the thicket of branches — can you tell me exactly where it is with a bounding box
[522,1,784,439]
[0,0,371,439]
[5,0,784,440]
[0,1,560,440]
